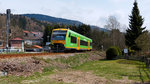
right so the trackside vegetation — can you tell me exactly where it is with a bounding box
[0,51,150,83]
[106,46,122,60]
[75,59,150,82]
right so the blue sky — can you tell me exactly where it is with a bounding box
[0,0,149,31]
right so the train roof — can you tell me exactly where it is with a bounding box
[53,28,92,41]
[52,28,68,31]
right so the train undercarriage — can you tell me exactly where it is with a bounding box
[50,43,76,53]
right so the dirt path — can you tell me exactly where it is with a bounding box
[22,70,136,84]
[50,70,135,84]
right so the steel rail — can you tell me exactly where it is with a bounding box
[0,53,66,59]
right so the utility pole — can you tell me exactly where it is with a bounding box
[101,45,104,51]
[47,36,49,42]
[6,9,11,52]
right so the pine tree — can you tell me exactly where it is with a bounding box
[125,0,146,51]
[71,24,78,32]
[77,24,91,38]
[43,25,52,45]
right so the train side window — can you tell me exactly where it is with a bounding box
[71,36,77,43]
[69,33,71,37]
[90,42,92,46]
[80,40,88,46]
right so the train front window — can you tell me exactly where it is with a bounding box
[52,30,67,40]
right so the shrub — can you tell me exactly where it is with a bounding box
[115,47,122,56]
[128,47,136,56]
[106,46,120,60]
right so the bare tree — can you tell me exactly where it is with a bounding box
[91,28,111,50]
[104,16,121,30]
[104,16,125,49]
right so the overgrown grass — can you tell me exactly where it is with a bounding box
[0,69,69,84]
[32,56,52,63]
[0,72,50,84]
[74,59,150,82]
[53,53,90,68]
[116,59,142,65]
[0,53,91,84]
[43,66,55,72]
[0,64,59,84]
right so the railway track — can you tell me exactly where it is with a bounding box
[0,53,66,59]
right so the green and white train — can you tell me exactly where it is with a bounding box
[51,28,92,52]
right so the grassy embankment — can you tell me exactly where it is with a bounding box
[0,51,149,84]
[75,59,149,82]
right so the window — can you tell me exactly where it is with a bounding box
[71,36,77,43]
[33,34,36,37]
[90,42,92,46]
[80,40,88,46]
[69,33,71,37]
[52,30,67,40]
[24,33,28,36]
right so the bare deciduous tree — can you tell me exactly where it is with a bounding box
[104,16,120,30]
[104,16,125,49]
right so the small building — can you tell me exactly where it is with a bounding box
[10,37,24,52]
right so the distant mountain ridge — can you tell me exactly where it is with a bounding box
[22,14,83,26]
[22,14,108,32]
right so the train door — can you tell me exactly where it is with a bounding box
[77,37,80,50]
[88,41,90,50]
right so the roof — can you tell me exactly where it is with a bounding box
[23,30,30,33]
[69,29,92,41]
[11,38,24,41]
[53,28,68,31]
[23,37,43,40]
[31,32,38,34]
[52,28,92,41]
[32,45,42,49]
[23,31,43,40]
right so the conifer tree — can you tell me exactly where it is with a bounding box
[43,25,52,45]
[77,24,91,38]
[125,0,146,51]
